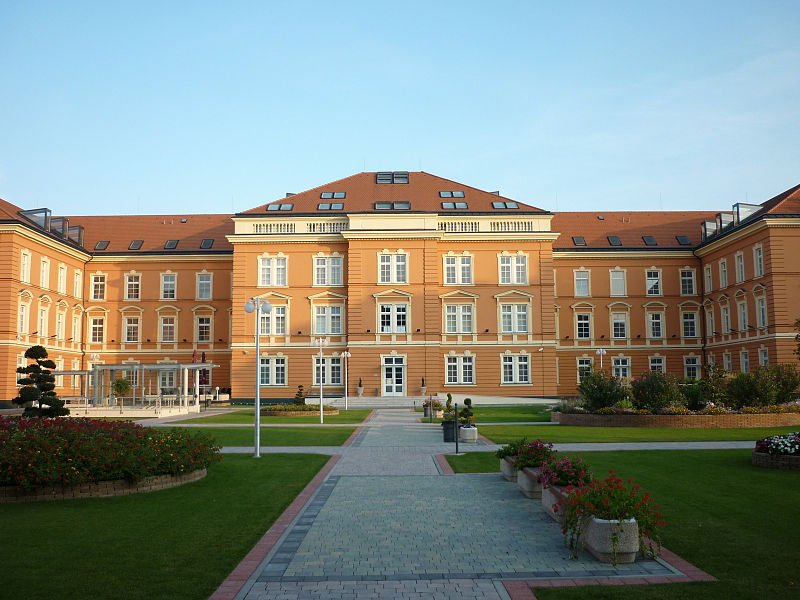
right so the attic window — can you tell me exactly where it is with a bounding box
[642,236,658,246]
[266,203,294,211]
[94,240,110,250]
[572,236,587,246]
[320,192,346,199]
[676,235,692,246]
[318,202,345,210]
[393,172,409,184]
[374,201,410,210]
[607,236,623,246]
[492,201,519,209]
[200,238,214,249]
[129,240,143,250]
[164,239,179,250]
[376,171,409,184]
[441,202,468,210]
[439,191,466,198]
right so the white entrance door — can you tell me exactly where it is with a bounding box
[383,356,405,396]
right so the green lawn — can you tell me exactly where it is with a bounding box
[176,408,372,425]
[0,454,330,600]
[479,425,798,444]
[174,426,355,446]
[448,450,800,599]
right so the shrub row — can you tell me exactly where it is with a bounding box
[0,417,220,489]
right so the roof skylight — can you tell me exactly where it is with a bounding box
[374,201,410,210]
[94,240,109,250]
[572,236,587,246]
[266,203,294,211]
[607,236,623,246]
[676,235,692,246]
[200,238,214,249]
[439,191,466,198]
[492,201,518,209]
[441,202,468,209]
[129,240,143,250]
[642,236,658,246]
[164,239,179,250]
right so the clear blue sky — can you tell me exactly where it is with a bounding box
[1,1,798,216]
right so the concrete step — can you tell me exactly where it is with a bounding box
[327,396,428,408]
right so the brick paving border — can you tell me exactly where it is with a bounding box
[209,454,340,600]
[434,453,455,475]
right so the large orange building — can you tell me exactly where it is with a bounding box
[2,172,798,403]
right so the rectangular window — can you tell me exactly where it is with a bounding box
[706,310,715,338]
[314,256,344,286]
[90,317,104,343]
[259,306,287,336]
[445,304,473,334]
[56,312,65,340]
[759,348,769,367]
[610,270,626,296]
[721,306,731,334]
[314,305,343,335]
[500,304,528,333]
[735,252,745,283]
[753,246,764,277]
[756,297,767,329]
[444,256,473,285]
[20,251,31,283]
[740,350,750,373]
[577,358,593,381]
[737,300,748,331]
[499,255,527,285]
[314,357,342,386]
[719,260,728,288]
[161,273,176,300]
[91,275,106,300]
[682,312,697,338]
[502,354,530,384]
[723,352,732,371]
[704,266,712,293]
[159,370,176,393]
[160,316,176,342]
[18,303,28,334]
[197,316,211,342]
[259,357,287,386]
[259,256,288,287]
[446,355,474,384]
[612,312,627,339]
[57,265,67,294]
[72,314,80,342]
[646,270,661,296]
[574,270,590,297]
[124,316,140,343]
[378,254,407,284]
[612,357,631,380]
[74,271,82,298]
[684,356,699,379]
[40,258,50,289]
[125,274,140,300]
[648,312,663,339]
[576,313,591,339]
[379,304,408,333]
[649,356,665,372]
[196,273,212,299]
[680,270,696,295]
[38,308,48,337]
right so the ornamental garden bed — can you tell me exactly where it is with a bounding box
[261,408,339,416]
[752,431,800,470]
[553,412,800,428]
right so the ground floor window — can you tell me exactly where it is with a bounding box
[259,357,287,386]
[159,369,176,393]
[612,357,630,380]
[577,357,593,382]
[314,357,342,386]
[649,356,664,373]
[759,348,769,367]
[740,350,750,373]
[723,352,732,371]
[684,356,699,379]
[446,355,474,384]
[502,354,529,384]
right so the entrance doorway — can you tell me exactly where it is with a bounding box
[382,356,405,395]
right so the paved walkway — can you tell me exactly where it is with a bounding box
[216,410,716,600]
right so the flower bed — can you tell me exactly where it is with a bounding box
[752,431,800,470]
[261,404,338,416]
[0,417,220,491]
[552,411,800,428]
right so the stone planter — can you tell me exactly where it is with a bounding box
[459,426,478,443]
[500,456,517,482]
[583,517,639,564]
[752,450,800,470]
[433,409,443,419]
[420,386,427,396]
[516,466,542,498]
[356,386,364,397]
[541,485,569,524]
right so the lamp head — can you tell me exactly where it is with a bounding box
[244,299,255,314]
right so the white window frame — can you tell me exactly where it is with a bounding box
[681,311,698,339]
[500,303,529,334]
[719,259,728,288]
[74,270,82,298]
[684,356,699,379]
[40,258,50,289]
[609,269,626,297]
[314,305,343,335]
[57,265,67,294]
[756,296,767,329]
[680,269,696,296]
[577,357,593,382]
[91,274,106,301]
[160,273,177,300]
[378,252,408,284]
[574,269,590,297]
[314,356,342,386]
[196,315,212,342]
[647,311,664,339]
[72,313,81,342]
[502,353,530,384]
[737,299,748,331]
[314,255,344,286]
[444,255,473,285]
[379,303,408,334]
[446,354,475,385]
[125,273,141,301]
[611,312,628,339]
[704,265,712,293]
[645,269,662,296]
[18,302,29,334]
[38,306,49,337]
[259,305,287,336]
[259,356,287,386]
[160,315,176,343]
[90,317,105,344]
[499,254,527,285]
[740,350,750,373]
[612,357,631,380]
[649,356,665,372]
[753,245,764,278]
[258,255,288,287]
[124,316,140,344]
[445,304,473,334]
[20,250,31,284]
[196,272,213,300]
[706,309,715,338]
[735,252,745,283]
[721,305,731,334]
[759,347,769,367]
[576,313,591,340]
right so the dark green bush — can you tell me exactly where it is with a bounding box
[630,371,685,412]
[680,379,706,411]
[726,370,778,408]
[769,363,800,403]
[700,364,728,408]
[577,370,630,412]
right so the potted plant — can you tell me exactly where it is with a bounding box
[356,377,364,397]
[423,398,444,418]
[495,437,527,481]
[539,456,592,523]
[458,398,478,442]
[111,377,132,408]
[515,439,554,498]
[420,377,427,396]
[560,470,665,565]
[441,393,456,441]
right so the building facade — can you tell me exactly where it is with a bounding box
[2,173,798,403]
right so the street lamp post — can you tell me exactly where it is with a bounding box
[596,348,607,370]
[244,297,272,458]
[315,337,329,423]
[341,350,352,411]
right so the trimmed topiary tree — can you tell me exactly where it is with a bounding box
[13,345,69,417]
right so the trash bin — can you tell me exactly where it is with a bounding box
[442,420,456,442]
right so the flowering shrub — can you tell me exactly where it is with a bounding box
[262,403,337,412]
[495,437,527,460]
[754,431,800,456]
[514,439,554,470]
[0,417,220,489]
[539,456,592,489]
[560,470,665,564]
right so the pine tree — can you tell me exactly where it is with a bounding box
[13,345,69,417]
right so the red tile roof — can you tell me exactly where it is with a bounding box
[238,171,547,215]
[0,197,24,221]
[551,211,718,249]
[759,182,800,216]
[68,214,234,253]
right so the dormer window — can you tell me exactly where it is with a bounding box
[375,201,410,210]
[441,202,468,209]
[492,201,518,209]
[266,203,294,211]
[376,171,409,184]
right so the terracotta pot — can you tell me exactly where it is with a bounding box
[516,466,542,498]
[583,517,639,564]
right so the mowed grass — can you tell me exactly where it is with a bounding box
[174,426,355,446]
[417,404,553,424]
[479,425,798,444]
[179,408,371,425]
[0,454,330,600]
